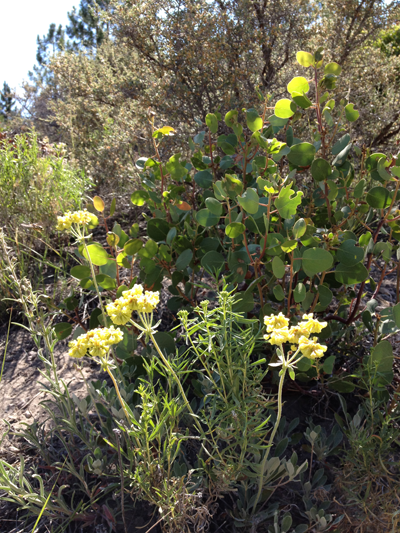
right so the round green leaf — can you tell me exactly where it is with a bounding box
[205,197,223,215]
[365,153,385,171]
[225,222,245,238]
[124,239,143,255]
[131,190,149,206]
[345,103,359,122]
[96,274,117,290]
[54,322,73,341]
[83,244,109,266]
[197,237,220,255]
[147,218,170,241]
[354,179,366,199]
[80,278,94,289]
[232,291,255,313]
[272,256,285,278]
[366,186,392,209]
[273,285,285,301]
[291,92,312,109]
[335,263,368,285]
[393,302,400,329]
[293,282,306,303]
[205,113,218,134]
[100,259,117,279]
[225,109,238,128]
[281,240,297,253]
[166,154,188,180]
[70,265,91,280]
[194,170,213,188]
[274,185,303,219]
[322,355,335,375]
[324,62,342,75]
[317,285,333,307]
[274,99,297,119]
[287,76,309,94]
[293,218,306,239]
[329,379,355,393]
[336,240,364,267]
[332,134,351,155]
[89,308,103,329]
[201,250,225,274]
[238,188,259,215]
[296,51,314,67]
[246,108,263,132]
[175,249,193,271]
[302,248,333,277]
[166,227,177,245]
[79,278,95,290]
[302,291,315,311]
[368,340,393,382]
[196,208,220,227]
[287,142,316,167]
[311,158,332,182]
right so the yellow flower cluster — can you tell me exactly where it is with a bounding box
[106,284,160,325]
[56,209,98,231]
[68,326,123,359]
[264,313,328,359]
[298,336,327,360]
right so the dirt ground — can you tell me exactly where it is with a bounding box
[0,324,103,438]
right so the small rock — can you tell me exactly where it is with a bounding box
[24,410,32,418]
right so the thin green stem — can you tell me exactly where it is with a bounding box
[252,354,287,514]
[106,366,131,423]
[149,331,204,436]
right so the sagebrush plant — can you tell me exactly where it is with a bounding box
[0,130,91,319]
[0,130,91,235]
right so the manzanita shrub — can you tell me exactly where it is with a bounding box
[59,48,400,391]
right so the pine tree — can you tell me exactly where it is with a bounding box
[0,82,15,120]
[66,0,110,50]
[36,23,66,66]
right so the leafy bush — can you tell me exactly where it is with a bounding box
[78,47,398,392]
[0,130,91,235]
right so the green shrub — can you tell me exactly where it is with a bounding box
[66,47,399,393]
[0,130,91,235]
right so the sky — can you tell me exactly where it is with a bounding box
[1,0,79,91]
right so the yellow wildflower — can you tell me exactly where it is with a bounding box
[264,313,289,333]
[105,299,133,325]
[68,326,123,359]
[265,327,290,346]
[287,325,310,344]
[298,336,327,359]
[68,336,89,358]
[106,285,160,325]
[136,291,160,313]
[299,313,327,334]
[56,209,98,232]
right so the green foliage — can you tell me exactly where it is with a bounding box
[94,50,400,371]
[0,82,15,121]
[0,131,91,235]
[2,41,400,533]
[23,0,400,184]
